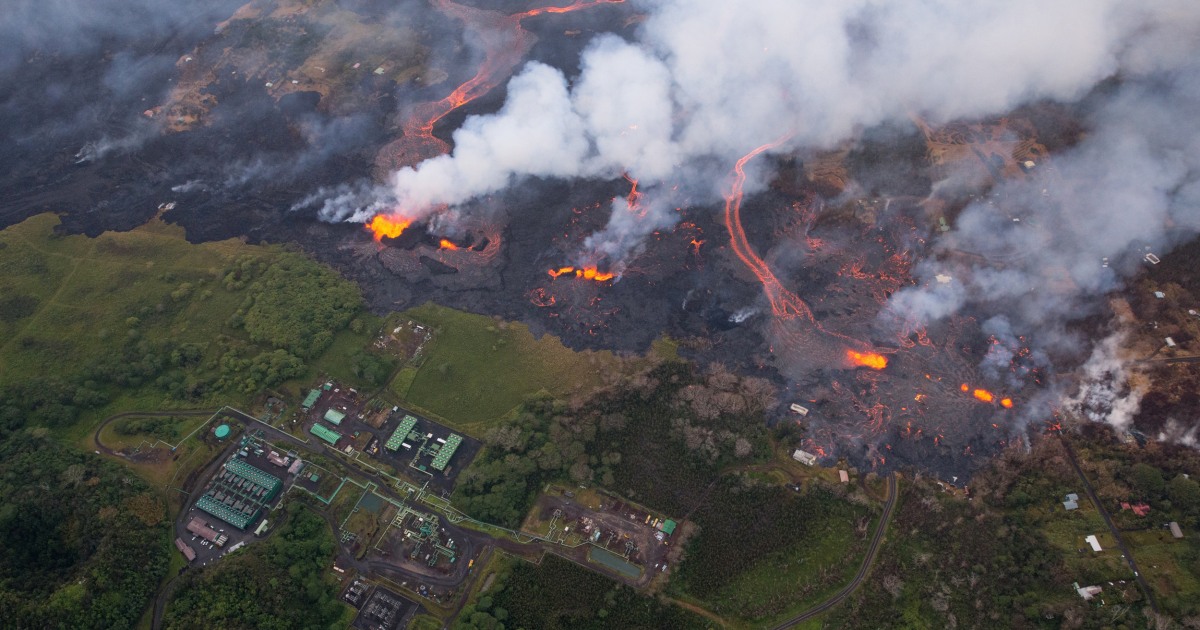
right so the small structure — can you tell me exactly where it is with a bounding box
[1165,337,1177,348]
[1063,493,1079,511]
[789,403,809,416]
[839,470,850,483]
[1154,291,1166,299]
[214,424,231,440]
[1120,502,1151,517]
[267,451,287,467]
[175,538,196,562]
[1145,253,1161,264]
[324,409,346,426]
[255,519,270,536]
[1074,582,1102,601]
[659,519,677,536]
[1169,522,1183,539]
[288,458,304,476]
[792,449,817,466]
[1085,534,1103,552]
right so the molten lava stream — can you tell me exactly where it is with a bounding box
[723,140,887,370]
[367,215,411,241]
[372,0,624,236]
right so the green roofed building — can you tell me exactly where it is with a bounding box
[225,459,282,501]
[196,495,259,530]
[310,423,341,446]
[430,433,463,471]
[385,415,419,451]
[323,409,346,426]
[301,389,322,410]
[660,519,677,536]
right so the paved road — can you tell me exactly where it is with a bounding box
[771,474,899,629]
[91,409,216,456]
[1060,437,1160,613]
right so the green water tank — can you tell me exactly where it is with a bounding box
[214,424,231,439]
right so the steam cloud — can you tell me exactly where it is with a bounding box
[327,0,1197,268]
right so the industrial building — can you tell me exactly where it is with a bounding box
[175,538,196,562]
[311,423,342,446]
[194,457,282,530]
[301,389,322,411]
[324,409,346,426]
[187,517,229,547]
[430,433,463,471]
[385,415,419,451]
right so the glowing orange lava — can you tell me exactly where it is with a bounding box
[438,239,460,250]
[372,0,623,233]
[548,266,615,282]
[1000,398,1013,409]
[847,349,888,370]
[367,215,411,241]
[723,141,888,370]
[972,389,995,403]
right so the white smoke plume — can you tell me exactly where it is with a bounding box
[1066,333,1144,432]
[328,0,1198,267]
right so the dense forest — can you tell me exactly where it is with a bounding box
[454,554,708,630]
[0,432,171,628]
[162,505,346,630]
[669,475,871,621]
[453,361,778,528]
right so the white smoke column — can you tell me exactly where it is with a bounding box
[1066,333,1143,432]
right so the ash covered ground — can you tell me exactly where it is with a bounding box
[3,0,1199,480]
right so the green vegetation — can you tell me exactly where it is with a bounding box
[669,476,872,623]
[454,554,708,630]
[0,431,170,628]
[162,505,347,630]
[0,214,376,438]
[397,303,627,427]
[453,362,775,528]
[232,255,363,359]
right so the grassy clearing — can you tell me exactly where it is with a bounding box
[395,303,628,431]
[1125,529,1200,610]
[0,213,384,436]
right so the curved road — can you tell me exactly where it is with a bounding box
[92,409,217,456]
[771,473,899,629]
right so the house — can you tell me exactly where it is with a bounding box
[792,449,817,466]
[1063,493,1079,510]
[1074,582,1102,601]
[789,403,809,416]
[1170,522,1183,539]
[839,470,850,483]
[1120,502,1151,517]
[1085,534,1103,552]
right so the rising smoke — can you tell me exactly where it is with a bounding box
[332,0,1200,434]
[331,0,1194,261]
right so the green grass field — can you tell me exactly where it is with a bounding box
[1125,529,1200,612]
[0,214,260,386]
[394,303,629,430]
[0,213,383,432]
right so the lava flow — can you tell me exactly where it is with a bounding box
[960,383,1014,408]
[376,0,623,171]
[438,238,460,250]
[367,215,412,241]
[548,266,615,282]
[371,0,623,240]
[723,140,887,370]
